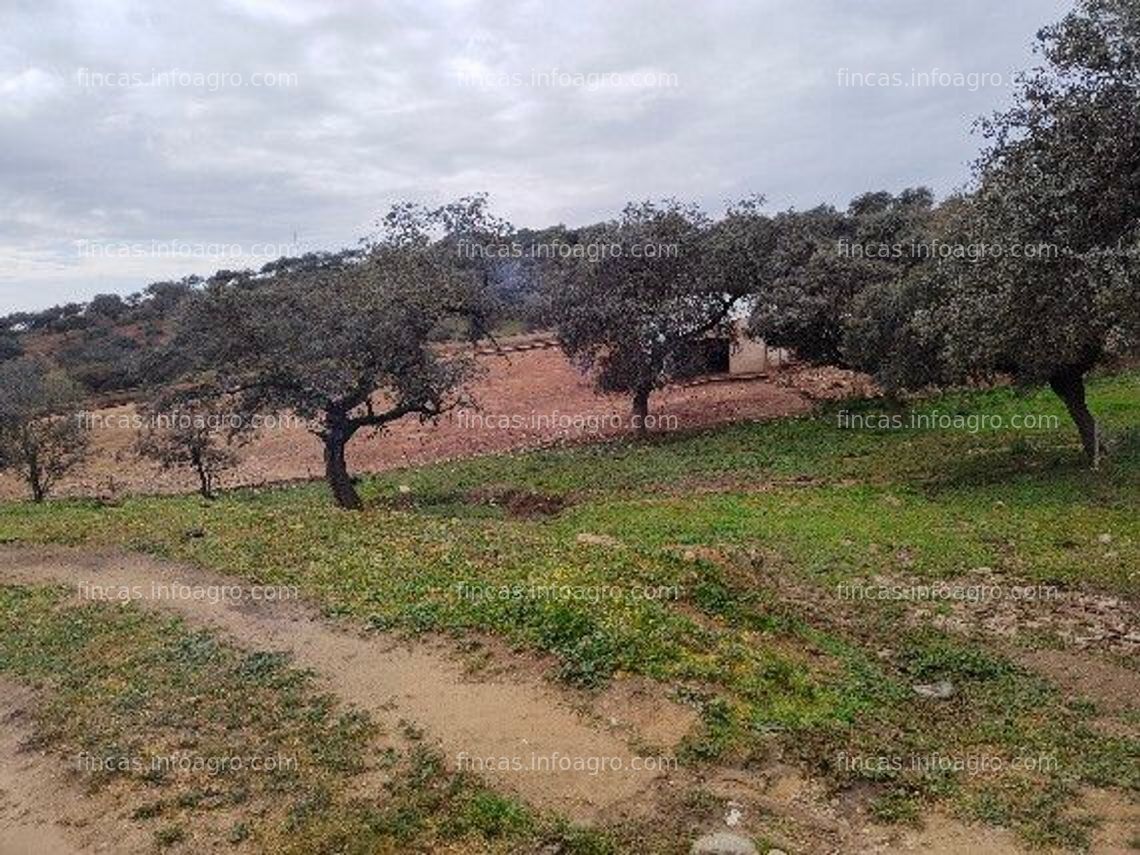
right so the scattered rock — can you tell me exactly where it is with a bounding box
[912,680,956,700]
[1097,533,1113,544]
[691,831,758,855]
[576,532,622,548]
[776,364,874,401]
[397,484,411,494]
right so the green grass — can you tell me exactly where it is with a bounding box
[358,370,1139,499]
[1,369,1137,849]
[558,475,1138,591]
[0,584,630,853]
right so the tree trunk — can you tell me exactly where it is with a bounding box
[27,449,44,503]
[632,387,650,436]
[323,424,362,510]
[192,449,213,499]
[1049,368,1099,467]
[30,472,44,503]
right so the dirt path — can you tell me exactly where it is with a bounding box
[1018,648,1140,716]
[0,681,153,855]
[0,544,666,824]
[4,545,1134,853]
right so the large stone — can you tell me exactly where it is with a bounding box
[912,680,956,700]
[690,831,758,855]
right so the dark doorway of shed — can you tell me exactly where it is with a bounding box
[675,338,731,378]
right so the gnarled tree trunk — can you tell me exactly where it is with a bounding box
[632,386,651,435]
[1049,368,1099,467]
[322,420,362,510]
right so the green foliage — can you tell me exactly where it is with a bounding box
[453,789,534,838]
[548,199,743,416]
[955,0,1140,384]
[179,201,504,508]
[0,586,623,854]
[1,372,1137,849]
[750,188,937,372]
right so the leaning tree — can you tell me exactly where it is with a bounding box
[765,0,1140,464]
[180,211,493,509]
[935,0,1140,463]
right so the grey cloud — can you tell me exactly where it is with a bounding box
[0,0,1073,311]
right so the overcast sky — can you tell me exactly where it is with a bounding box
[0,0,1074,313]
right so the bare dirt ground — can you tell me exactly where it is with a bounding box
[702,546,1140,707]
[0,347,866,501]
[0,681,153,855]
[0,544,663,825]
[4,545,1135,853]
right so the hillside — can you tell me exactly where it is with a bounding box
[1,371,1136,852]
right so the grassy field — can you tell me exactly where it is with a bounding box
[0,585,624,853]
[1,370,1137,851]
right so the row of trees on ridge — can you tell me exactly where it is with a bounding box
[1,0,1137,507]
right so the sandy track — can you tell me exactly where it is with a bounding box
[5,546,1135,853]
[0,681,153,854]
[0,545,665,824]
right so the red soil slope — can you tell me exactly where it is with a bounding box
[0,347,866,500]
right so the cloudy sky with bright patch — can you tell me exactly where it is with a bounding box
[0,0,1074,312]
